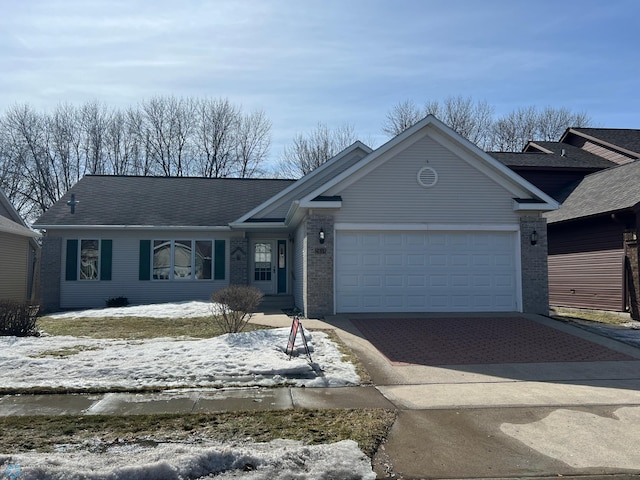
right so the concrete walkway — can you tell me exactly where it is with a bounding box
[2,312,640,479]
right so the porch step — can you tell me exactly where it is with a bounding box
[258,295,295,314]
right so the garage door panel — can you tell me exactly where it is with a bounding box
[429,254,447,266]
[336,231,517,313]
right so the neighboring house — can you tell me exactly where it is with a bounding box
[0,189,40,302]
[492,128,640,319]
[34,115,558,317]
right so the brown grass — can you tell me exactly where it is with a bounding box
[0,409,396,457]
[37,315,266,339]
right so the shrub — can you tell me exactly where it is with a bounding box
[211,285,264,333]
[105,296,129,308]
[0,300,40,337]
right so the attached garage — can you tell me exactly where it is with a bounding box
[335,230,519,313]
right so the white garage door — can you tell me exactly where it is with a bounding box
[335,231,518,313]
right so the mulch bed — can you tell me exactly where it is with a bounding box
[350,317,635,366]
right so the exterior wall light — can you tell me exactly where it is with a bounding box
[319,227,325,244]
[530,229,538,246]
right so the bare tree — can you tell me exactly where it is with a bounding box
[140,96,196,176]
[234,109,271,178]
[382,99,423,137]
[383,96,591,151]
[536,106,591,141]
[279,123,357,178]
[491,106,539,151]
[194,98,239,178]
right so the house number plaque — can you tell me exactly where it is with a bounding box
[314,247,327,254]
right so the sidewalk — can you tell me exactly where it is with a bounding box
[0,386,394,417]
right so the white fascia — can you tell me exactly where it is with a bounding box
[334,223,519,232]
[34,225,234,231]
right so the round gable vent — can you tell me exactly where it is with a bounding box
[417,166,438,187]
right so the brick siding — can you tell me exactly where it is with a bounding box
[304,214,334,318]
[520,216,550,314]
[229,237,249,285]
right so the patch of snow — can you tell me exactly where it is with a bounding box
[0,327,359,389]
[45,301,218,319]
[0,439,376,479]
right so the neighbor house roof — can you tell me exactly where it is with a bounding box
[545,160,640,223]
[489,149,612,170]
[34,176,295,228]
[525,142,616,168]
[0,188,41,238]
[0,215,41,237]
[567,128,640,157]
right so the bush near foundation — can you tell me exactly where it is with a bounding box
[0,300,40,336]
[211,285,264,333]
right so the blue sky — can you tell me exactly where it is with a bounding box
[1,0,638,160]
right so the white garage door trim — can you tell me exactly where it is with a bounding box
[334,224,522,313]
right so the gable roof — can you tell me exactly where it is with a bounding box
[34,176,295,229]
[545,160,640,224]
[565,128,640,158]
[233,141,372,224]
[298,115,559,211]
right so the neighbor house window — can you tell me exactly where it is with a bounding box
[152,240,213,280]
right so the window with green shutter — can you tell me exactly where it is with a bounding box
[66,239,112,281]
[214,240,225,280]
[139,240,151,281]
[65,239,78,281]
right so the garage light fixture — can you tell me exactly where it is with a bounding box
[319,227,325,244]
[530,230,538,246]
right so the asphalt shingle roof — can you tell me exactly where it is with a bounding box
[545,160,640,223]
[571,128,640,156]
[489,145,614,169]
[34,176,296,227]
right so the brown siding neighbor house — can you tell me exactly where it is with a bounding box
[0,189,41,302]
[493,128,640,319]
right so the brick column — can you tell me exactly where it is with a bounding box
[520,216,549,314]
[229,237,249,285]
[39,235,62,313]
[304,214,334,319]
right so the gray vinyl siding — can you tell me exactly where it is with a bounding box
[252,149,369,219]
[0,232,29,301]
[331,135,521,225]
[58,229,234,309]
[293,222,306,312]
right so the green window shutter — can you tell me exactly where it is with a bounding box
[214,240,226,280]
[100,240,112,281]
[139,240,151,281]
[65,239,78,281]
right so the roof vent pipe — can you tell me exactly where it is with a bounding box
[561,148,566,156]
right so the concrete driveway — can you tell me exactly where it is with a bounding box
[320,312,640,479]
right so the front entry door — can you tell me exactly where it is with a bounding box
[251,240,287,295]
[252,241,276,294]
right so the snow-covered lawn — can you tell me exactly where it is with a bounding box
[0,302,376,479]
